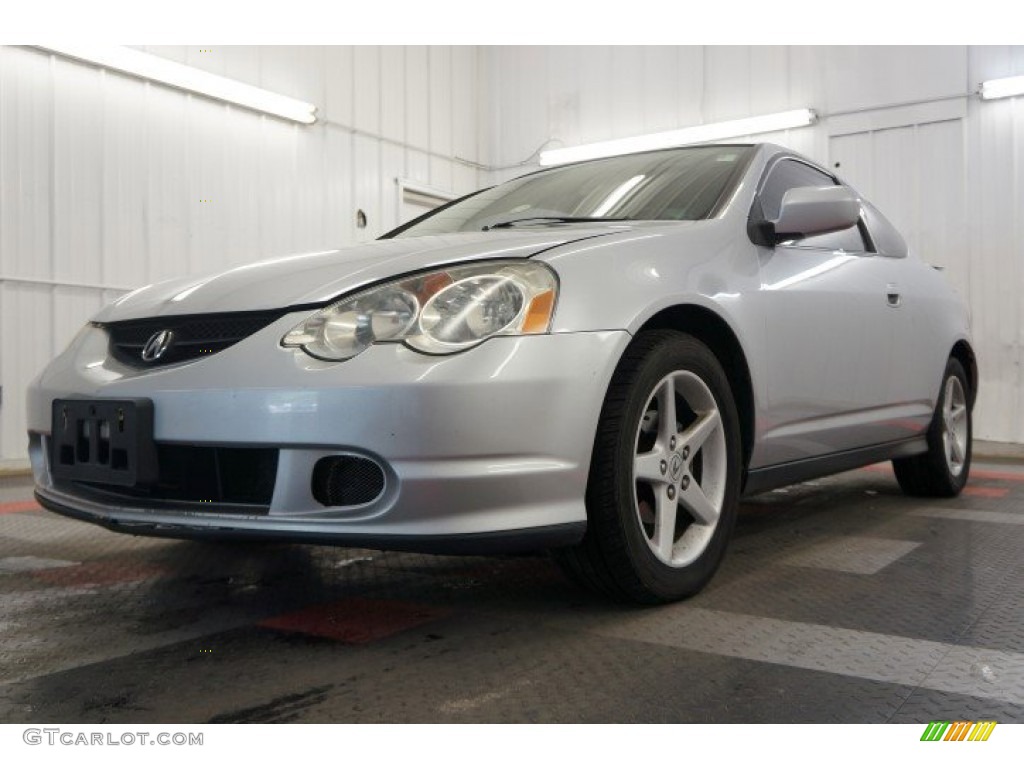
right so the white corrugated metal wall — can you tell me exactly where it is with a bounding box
[0,45,488,464]
[487,45,1024,446]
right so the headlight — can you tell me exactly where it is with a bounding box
[282,260,558,361]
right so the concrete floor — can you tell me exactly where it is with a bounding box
[1,461,1022,723]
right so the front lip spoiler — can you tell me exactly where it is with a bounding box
[34,490,586,556]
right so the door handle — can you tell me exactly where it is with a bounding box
[886,283,902,308]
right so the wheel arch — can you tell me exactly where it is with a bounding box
[950,339,978,408]
[634,304,756,470]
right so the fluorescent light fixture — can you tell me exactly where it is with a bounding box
[980,74,1024,101]
[37,45,317,124]
[539,108,817,166]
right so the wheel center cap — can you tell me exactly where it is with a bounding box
[669,452,685,481]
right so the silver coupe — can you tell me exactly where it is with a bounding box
[27,143,976,602]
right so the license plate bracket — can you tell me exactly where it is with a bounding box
[50,399,158,487]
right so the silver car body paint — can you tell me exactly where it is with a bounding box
[26,143,973,547]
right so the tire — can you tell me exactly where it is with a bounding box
[555,330,742,603]
[892,358,972,497]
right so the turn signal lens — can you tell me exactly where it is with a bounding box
[522,289,556,334]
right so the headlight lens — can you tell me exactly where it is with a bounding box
[282,260,558,360]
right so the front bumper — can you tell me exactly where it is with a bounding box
[28,316,630,552]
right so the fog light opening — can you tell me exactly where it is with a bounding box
[311,456,386,507]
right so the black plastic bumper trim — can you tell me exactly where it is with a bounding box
[34,490,586,555]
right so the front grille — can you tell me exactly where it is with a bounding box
[103,310,286,368]
[311,456,386,507]
[60,445,278,514]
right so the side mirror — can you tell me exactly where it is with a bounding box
[772,186,861,240]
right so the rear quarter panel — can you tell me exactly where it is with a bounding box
[895,254,973,409]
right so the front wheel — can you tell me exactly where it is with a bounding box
[555,330,742,603]
[892,357,972,497]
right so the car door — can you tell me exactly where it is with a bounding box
[753,157,905,467]
[858,200,945,439]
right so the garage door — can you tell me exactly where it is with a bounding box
[829,118,968,298]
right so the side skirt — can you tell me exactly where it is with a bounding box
[742,437,928,497]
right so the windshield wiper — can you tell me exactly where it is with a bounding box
[482,216,632,231]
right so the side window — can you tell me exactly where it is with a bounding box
[758,159,869,253]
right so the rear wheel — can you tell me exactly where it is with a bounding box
[555,330,742,603]
[892,358,972,497]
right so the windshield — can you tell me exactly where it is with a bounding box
[388,145,754,238]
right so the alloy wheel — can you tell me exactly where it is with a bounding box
[942,375,968,476]
[632,370,727,567]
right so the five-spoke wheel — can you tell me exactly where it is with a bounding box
[941,374,969,477]
[633,371,727,568]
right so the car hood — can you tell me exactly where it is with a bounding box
[92,228,621,322]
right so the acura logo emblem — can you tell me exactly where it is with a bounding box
[141,330,174,362]
[669,452,684,480]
